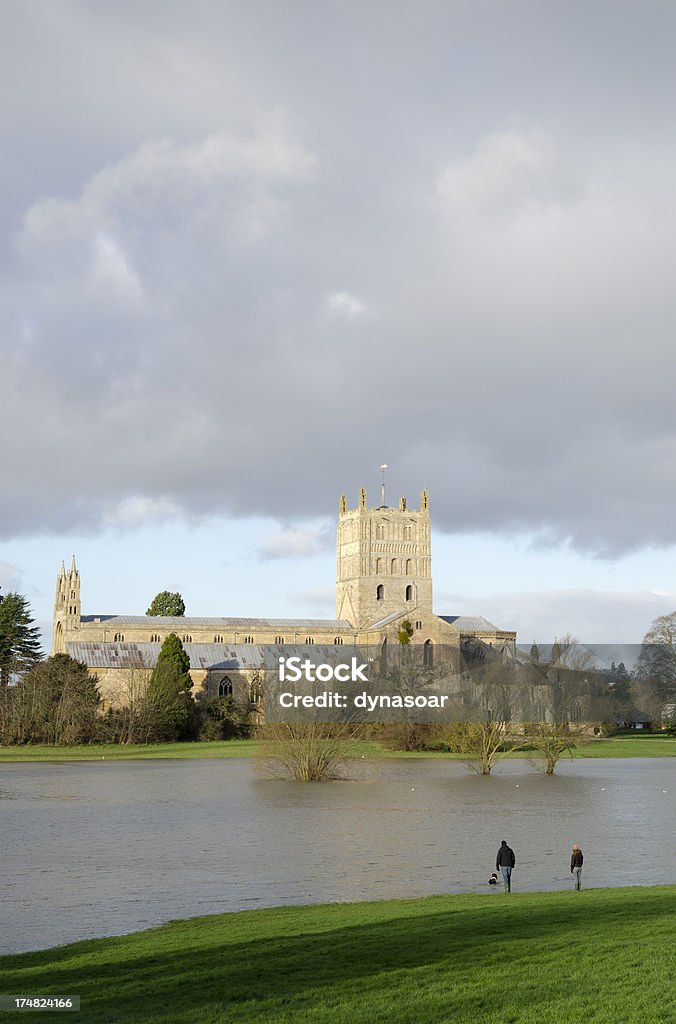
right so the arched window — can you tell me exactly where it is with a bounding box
[375,557,384,574]
[334,637,343,645]
[376,524,385,539]
[214,634,224,643]
[275,635,285,644]
[390,558,398,575]
[243,635,254,644]
[403,526,412,541]
[423,639,434,668]
[305,636,315,645]
[114,633,124,642]
[250,677,262,703]
[405,584,415,601]
[182,634,192,644]
[150,633,161,643]
[218,676,233,697]
[376,584,384,601]
[405,559,413,575]
[415,620,422,630]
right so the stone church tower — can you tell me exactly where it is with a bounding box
[335,487,433,630]
[52,556,81,654]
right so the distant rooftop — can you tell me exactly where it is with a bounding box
[440,615,503,632]
[80,615,353,629]
[67,641,361,671]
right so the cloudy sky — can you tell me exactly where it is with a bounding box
[2,0,676,645]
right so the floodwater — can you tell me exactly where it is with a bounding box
[1,757,674,953]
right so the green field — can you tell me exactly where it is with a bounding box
[0,734,674,761]
[2,888,674,1023]
[0,740,259,761]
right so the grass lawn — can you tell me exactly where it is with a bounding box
[0,740,259,761]
[1,887,674,1023]
[355,734,676,759]
[0,735,674,762]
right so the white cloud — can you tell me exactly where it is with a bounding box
[258,523,332,561]
[0,560,21,595]
[290,586,335,617]
[436,131,581,216]
[90,232,143,301]
[327,291,367,318]
[103,496,182,528]
[437,588,676,644]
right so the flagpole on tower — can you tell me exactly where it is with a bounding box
[380,464,388,506]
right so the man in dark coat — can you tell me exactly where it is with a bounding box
[496,840,516,892]
[570,844,584,890]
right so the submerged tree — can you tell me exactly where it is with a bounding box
[256,666,362,781]
[445,719,524,776]
[524,721,582,775]
[259,719,360,781]
[443,655,524,775]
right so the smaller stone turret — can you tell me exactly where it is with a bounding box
[52,556,81,654]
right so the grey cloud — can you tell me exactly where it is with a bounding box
[2,2,676,555]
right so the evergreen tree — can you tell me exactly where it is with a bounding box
[146,591,185,616]
[147,633,194,739]
[398,620,414,644]
[0,591,42,688]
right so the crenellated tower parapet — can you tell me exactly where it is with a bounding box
[336,487,433,629]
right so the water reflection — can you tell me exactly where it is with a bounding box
[1,757,673,952]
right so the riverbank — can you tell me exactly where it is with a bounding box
[0,734,674,761]
[1,887,674,1023]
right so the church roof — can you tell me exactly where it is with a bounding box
[80,615,353,629]
[67,641,361,671]
[365,609,408,630]
[440,615,503,632]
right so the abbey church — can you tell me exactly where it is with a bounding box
[51,488,516,706]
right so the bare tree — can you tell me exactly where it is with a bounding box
[255,667,363,781]
[634,612,676,726]
[445,719,524,775]
[524,721,584,775]
[1,655,100,745]
[442,656,524,775]
[258,718,361,781]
